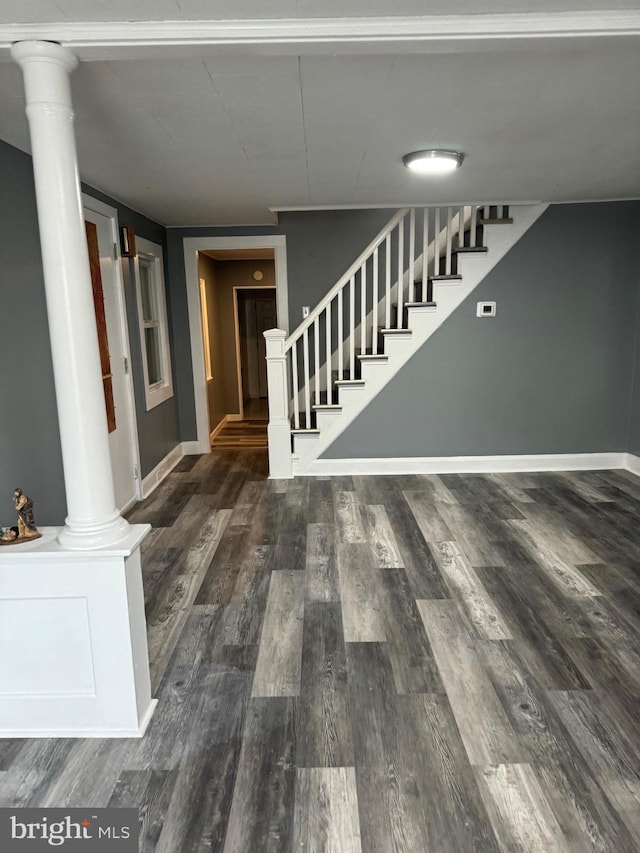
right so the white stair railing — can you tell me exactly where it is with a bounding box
[265,203,508,474]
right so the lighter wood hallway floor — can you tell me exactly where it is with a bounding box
[1,451,639,852]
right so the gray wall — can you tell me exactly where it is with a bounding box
[0,141,66,525]
[325,202,640,459]
[627,281,640,455]
[0,140,178,524]
[278,209,393,329]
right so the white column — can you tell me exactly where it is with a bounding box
[11,40,129,550]
[264,329,293,479]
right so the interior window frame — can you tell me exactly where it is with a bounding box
[134,236,174,411]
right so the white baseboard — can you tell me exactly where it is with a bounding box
[141,443,184,498]
[119,494,138,515]
[140,438,215,500]
[210,415,229,443]
[2,699,158,739]
[301,452,628,477]
[182,439,206,455]
[623,452,640,476]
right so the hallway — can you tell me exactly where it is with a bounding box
[211,401,269,450]
[0,452,639,851]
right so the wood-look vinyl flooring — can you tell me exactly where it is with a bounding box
[1,454,639,852]
[211,420,268,449]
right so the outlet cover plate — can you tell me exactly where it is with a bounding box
[477,301,497,317]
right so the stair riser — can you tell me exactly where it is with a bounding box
[391,305,436,328]
[336,384,367,408]
[359,360,389,383]
[314,409,342,430]
[406,306,437,324]
[292,432,321,456]
[380,335,413,359]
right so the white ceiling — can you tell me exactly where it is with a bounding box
[0,5,638,225]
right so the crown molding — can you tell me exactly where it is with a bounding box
[1,11,640,59]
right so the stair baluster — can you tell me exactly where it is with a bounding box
[385,232,392,330]
[360,262,367,355]
[325,299,332,398]
[445,206,453,275]
[372,247,379,355]
[422,208,429,302]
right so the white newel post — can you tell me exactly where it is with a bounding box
[264,329,293,479]
[0,41,156,738]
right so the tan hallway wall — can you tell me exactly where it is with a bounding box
[197,253,227,435]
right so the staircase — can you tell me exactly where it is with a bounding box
[264,203,548,478]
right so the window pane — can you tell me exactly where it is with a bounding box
[139,260,157,323]
[145,326,163,385]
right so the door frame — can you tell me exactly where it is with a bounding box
[82,194,142,508]
[183,235,288,453]
[233,285,277,419]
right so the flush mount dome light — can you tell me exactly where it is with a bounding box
[402,149,464,175]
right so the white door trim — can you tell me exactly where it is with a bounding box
[232,286,244,422]
[183,235,288,453]
[82,193,142,505]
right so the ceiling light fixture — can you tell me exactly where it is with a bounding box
[402,149,464,175]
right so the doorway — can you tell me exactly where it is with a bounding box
[196,251,279,448]
[184,236,288,454]
[235,286,277,420]
[83,196,140,511]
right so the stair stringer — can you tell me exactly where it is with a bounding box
[292,203,549,475]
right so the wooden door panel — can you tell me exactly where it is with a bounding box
[85,220,116,433]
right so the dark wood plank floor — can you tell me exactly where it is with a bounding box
[211,421,268,449]
[1,453,640,852]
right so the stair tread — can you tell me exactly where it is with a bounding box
[313,404,342,410]
[453,246,488,254]
[335,378,365,385]
[479,217,513,225]
[380,328,412,335]
[427,274,462,281]
[291,427,320,434]
[405,301,437,308]
[358,353,388,361]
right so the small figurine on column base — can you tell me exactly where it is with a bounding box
[0,488,42,546]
